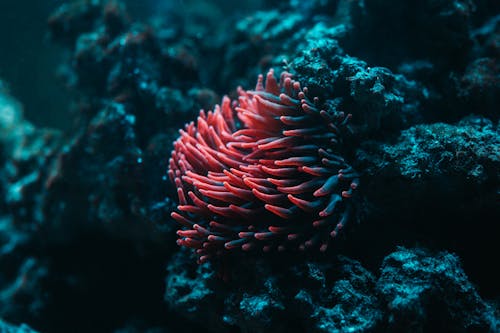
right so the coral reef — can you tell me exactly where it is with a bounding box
[165,247,498,332]
[354,116,499,297]
[0,0,498,332]
[378,248,499,332]
[0,319,37,333]
[165,250,383,333]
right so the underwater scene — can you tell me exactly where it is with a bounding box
[0,0,499,332]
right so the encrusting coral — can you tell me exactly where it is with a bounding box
[169,69,358,263]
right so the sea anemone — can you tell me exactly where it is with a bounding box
[168,69,359,263]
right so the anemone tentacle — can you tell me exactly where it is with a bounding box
[169,69,358,264]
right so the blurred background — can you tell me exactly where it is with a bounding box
[0,0,265,130]
[0,0,151,129]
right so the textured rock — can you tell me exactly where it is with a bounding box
[165,252,382,333]
[0,319,38,333]
[358,116,499,182]
[354,116,499,298]
[377,248,500,332]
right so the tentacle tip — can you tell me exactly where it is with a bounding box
[242,243,253,251]
[313,189,325,197]
[342,191,352,198]
[263,245,272,253]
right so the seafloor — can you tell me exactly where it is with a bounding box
[0,0,499,332]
